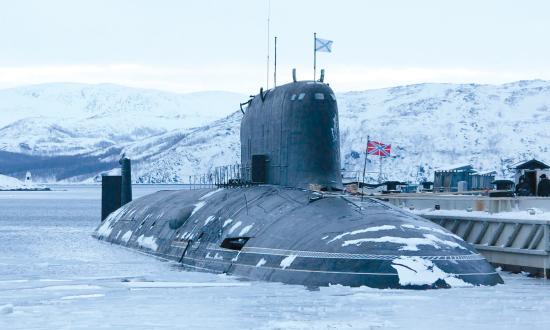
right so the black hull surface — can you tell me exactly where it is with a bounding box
[94,186,502,289]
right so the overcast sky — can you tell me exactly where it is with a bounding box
[1,0,549,93]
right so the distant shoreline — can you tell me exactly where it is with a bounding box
[0,187,51,192]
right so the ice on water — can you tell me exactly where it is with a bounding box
[0,186,549,329]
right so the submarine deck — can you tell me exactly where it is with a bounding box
[95,185,502,288]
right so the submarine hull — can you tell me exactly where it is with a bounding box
[94,186,502,289]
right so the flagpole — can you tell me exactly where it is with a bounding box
[379,156,383,183]
[313,32,317,82]
[361,135,369,201]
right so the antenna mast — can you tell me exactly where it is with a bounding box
[266,0,271,90]
[313,32,316,82]
[274,36,277,87]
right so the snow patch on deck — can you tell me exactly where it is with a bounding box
[280,255,298,270]
[105,206,126,222]
[256,258,267,267]
[239,224,254,236]
[96,219,114,238]
[121,231,133,243]
[136,235,159,251]
[391,256,472,287]
[227,221,242,235]
[342,234,467,251]
[328,225,397,243]
[199,188,223,200]
[204,215,216,226]
[223,219,233,228]
[191,201,207,216]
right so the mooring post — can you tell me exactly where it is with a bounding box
[543,223,549,279]
[101,175,121,221]
[120,157,132,206]
[544,223,550,253]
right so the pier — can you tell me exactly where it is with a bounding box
[378,194,550,277]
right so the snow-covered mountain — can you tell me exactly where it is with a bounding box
[122,112,241,183]
[337,80,550,182]
[0,83,245,156]
[1,80,549,183]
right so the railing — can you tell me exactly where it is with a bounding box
[187,164,253,189]
[188,168,385,189]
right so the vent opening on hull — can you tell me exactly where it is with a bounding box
[169,206,195,230]
[220,237,250,251]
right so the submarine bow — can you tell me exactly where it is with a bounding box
[95,79,502,289]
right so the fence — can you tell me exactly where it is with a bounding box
[188,167,397,189]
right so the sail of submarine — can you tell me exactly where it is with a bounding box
[94,71,503,289]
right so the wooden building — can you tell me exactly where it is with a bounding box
[513,159,550,196]
[434,164,496,192]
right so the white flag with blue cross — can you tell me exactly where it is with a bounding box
[315,37,333,53]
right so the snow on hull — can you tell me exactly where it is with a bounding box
[391,256,472,288]
[340,234,468,251]
[136,235,159,251]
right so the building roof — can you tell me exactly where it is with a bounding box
[492,179,514,184]
[513,159,550,170]
[473,170,497,176]
[435,164,474,172]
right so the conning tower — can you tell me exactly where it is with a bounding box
[240,81,342,190]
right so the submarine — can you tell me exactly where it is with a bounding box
[94,71,503,289]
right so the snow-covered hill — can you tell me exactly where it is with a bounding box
[126,80,550,183]
[1,80,549,183]
[0,83,245,156]
[123,112,241,183]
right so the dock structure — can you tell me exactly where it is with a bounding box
[378,194,550,277]
[423,214,549,278]
[380,194,550,214]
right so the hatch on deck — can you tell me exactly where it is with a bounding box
[220,237,250,251]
